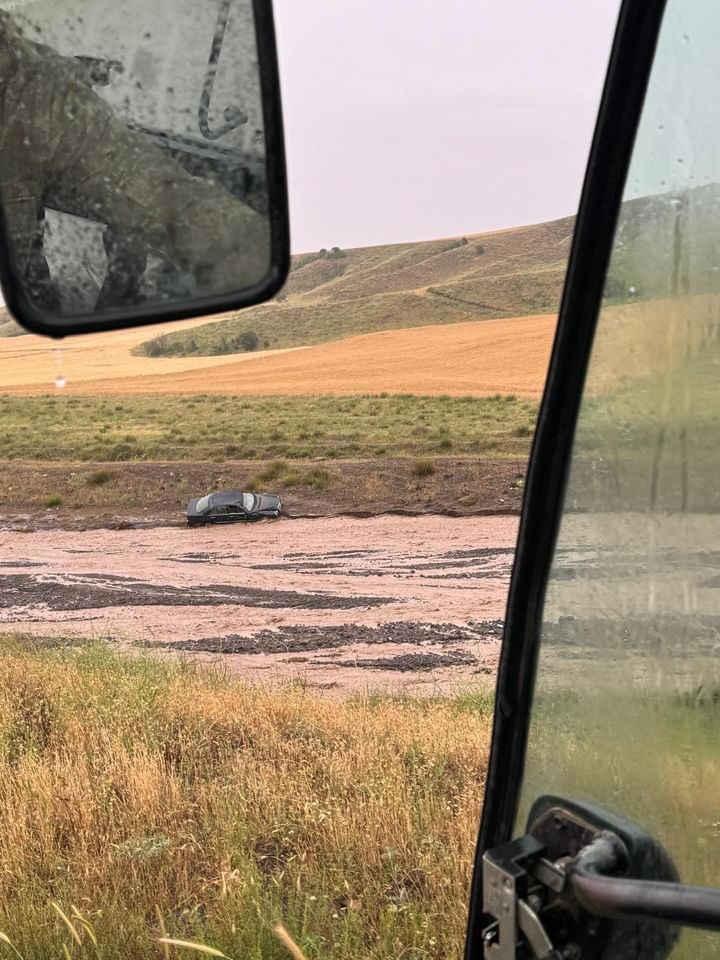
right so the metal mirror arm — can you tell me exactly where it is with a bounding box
[570,832,720,932]
[198,0,248,141]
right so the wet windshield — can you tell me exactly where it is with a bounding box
[518,2,720,957]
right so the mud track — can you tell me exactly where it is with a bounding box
[0,515,517,695]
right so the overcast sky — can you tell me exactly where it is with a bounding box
[273,1,622,253]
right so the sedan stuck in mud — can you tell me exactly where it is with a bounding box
[186,490,282,526]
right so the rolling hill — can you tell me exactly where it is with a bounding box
[134,182,720,359]
[136,215,574,357]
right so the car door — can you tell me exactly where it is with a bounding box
[466,0,720,957]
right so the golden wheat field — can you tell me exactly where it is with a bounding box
[0,313,556,397]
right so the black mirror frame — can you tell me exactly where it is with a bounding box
[0,0,290,338]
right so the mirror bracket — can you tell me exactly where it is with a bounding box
[482,796,684,960]
[482,835,569,960]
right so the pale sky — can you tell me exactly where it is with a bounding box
[273,1,622,252]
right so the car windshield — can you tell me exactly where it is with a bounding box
[194,495,212,512]
[241,493,255,511]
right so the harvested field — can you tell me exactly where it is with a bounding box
[0,311,301,392]
[0,314,555,397]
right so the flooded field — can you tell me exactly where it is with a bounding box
[0,514,517,695]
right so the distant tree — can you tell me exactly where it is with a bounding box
[238,330,259,352]
[327,246,347,259]
[319,248,328,257]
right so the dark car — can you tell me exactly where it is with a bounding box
[186,490,282,526]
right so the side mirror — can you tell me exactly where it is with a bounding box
[0,0,289,336]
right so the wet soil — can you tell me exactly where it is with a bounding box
[0,572,389,611]
[139,619,503,655]
[0,514,516,695]
[0,458,525,531]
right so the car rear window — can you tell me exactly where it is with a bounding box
[195,495,212,512]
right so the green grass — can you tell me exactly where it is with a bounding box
[0,639,493,960]
[0,394,537,462]
[43,494,62,508]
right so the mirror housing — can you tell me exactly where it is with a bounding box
[0,0,289,337]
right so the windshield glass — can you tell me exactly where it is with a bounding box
[518,4,720,957]
[194,495,211,512]
[241,492,255,511]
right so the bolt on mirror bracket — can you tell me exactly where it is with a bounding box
[481,796,684,960]
[482,835,565,960]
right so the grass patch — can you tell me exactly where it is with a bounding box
[256,460,289,482]
[300,468,331,490]
[86,469,113,486]
[0,639,492,959]
[0,394,537,462]
[411,460,436,478]
[43,494,62,508]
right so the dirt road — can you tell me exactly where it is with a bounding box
[0,515,517,695]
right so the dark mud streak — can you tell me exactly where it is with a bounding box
[325,649,480,672]
[138,619,504,655]
[0,573,390,611]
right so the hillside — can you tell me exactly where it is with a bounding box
[135,182,720,359]
[0,309,24,337]
[6,183,714,356]
[136,215,574,357]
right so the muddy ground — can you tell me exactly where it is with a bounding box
[0,458,526,531]
[0,515,518,696]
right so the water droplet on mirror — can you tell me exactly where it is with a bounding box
[657,124,665,132]
[682,33,690,43]
[677,158,684,164]
[54,375,66,389]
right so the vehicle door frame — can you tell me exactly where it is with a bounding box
[464,1,668,956]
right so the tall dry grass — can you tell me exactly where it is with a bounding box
[0,639,492,960]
